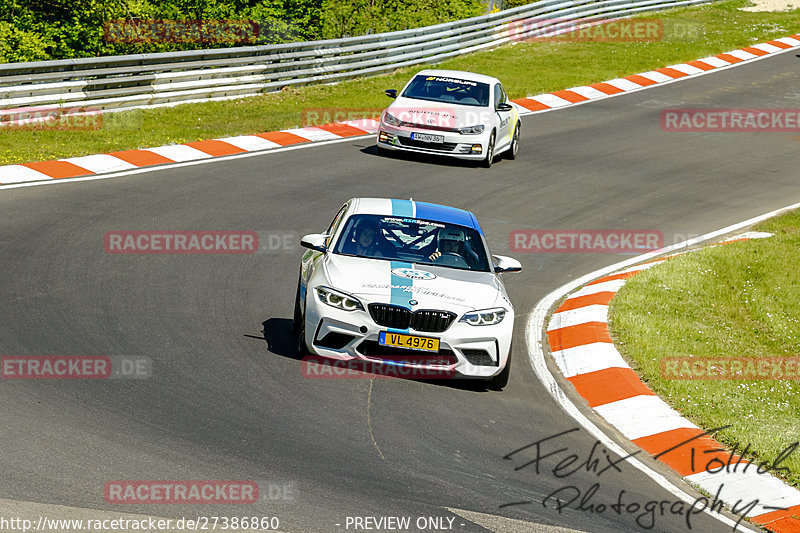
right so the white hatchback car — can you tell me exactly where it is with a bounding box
[376,69,521,167]
[294,198,522,389]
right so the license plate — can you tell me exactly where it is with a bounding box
[379,331,440,352]
[411,132,443,143]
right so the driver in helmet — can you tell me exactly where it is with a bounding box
[429,228,466,262]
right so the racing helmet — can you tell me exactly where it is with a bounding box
[437,228,465,246]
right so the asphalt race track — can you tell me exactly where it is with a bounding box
[1,49,799,533]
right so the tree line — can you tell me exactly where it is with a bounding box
[0,0,492,63]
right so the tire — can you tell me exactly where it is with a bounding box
[481,132,495,168]
[294,280,309,356]
[506,122,520,160]
[489,350,511,391]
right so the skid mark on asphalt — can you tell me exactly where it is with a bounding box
[367,378,385,460]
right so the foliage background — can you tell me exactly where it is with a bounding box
[0,0,487,63]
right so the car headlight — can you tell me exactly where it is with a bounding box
[382,112,401,127]
[458,125,485,135]
[315,286,364,312]
[460,307,506,326]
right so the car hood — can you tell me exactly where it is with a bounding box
[387,96,496,130]
[322,254,507,313]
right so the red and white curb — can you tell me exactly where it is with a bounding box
[2,34,800,185]
[544,231,800,532]
[0,119,380,185]
[512,34,800,113]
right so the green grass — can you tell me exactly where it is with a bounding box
[1,0,799,165]
[609,209,800,486]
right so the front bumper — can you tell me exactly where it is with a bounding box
[377,123,490,161]
[303,292,513,379]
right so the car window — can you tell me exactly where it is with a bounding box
[494,83,506,109]
[325,204,348,247]
[401,75,490,108]
[333,214,491,272]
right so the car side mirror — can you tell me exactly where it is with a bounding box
[385,89,397,99]
[493,255,522,273]
[497,102,513,112]
[300,233,329,253]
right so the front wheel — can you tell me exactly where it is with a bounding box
[506,122,520,160]
[294,280,309,356]
[481,132,495,168]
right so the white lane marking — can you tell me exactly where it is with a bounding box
[568,279,627,298]
[219,135,281,151]
[726,49,759,61]
[61,154,137,174]
[776,37,800,46]
[604,78,643,91]
[666,63,706,75]
[695,56,732,68]
[0,165,52,184]
[564,85,609,100]
[686,470,800,517]
[283,127,341,141]
[553,342,630,378]
[638,70,675,83]
[146,144,211,162]
[528,93,573,108]
[341,118,381,132]
[547,305,609,330]
[614,261,665,275]
[526,201,800,532]
[594,396,698,440]
[751,42,784,54]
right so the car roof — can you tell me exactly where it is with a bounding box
[412,69,501,86]
[347,198,483,234]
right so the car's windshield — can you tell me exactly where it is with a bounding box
[401,75,490,107]
[334,214,491,272]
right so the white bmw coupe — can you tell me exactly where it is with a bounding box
[294,198,522,389]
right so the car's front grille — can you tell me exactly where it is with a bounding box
[368,304,411,329]
[411,309,457,333]
[461,348,497,367]
[368,304,456,333]
[398,137,458,152]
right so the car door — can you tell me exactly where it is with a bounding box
[494,83,511,149]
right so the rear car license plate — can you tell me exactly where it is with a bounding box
[411,132,443,143]
[379,331,439,352]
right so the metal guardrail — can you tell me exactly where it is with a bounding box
[0,0,713,114]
